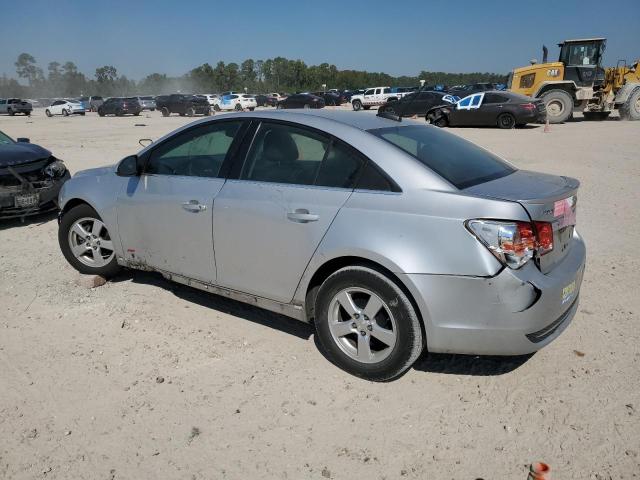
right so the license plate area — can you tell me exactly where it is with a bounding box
[14,193,39,208]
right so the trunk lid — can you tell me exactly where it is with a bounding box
[465,169,579,273]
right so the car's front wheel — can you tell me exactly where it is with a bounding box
[45,109,52,117]
[59,204,121,277]
[62,109,69,116]
[314,266,424,381]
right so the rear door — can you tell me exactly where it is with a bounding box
[212,120,366,303]
[116,120,246,283]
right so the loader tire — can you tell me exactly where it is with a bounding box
[540,89,573,124]
[619,87,640,121]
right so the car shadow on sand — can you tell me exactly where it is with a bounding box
[115,270,534,378]
[0,210,57,231]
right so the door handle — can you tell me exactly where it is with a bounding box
[287,209,319,223]
[182,200,207,212]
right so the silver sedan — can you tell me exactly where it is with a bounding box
[57,110,586,381]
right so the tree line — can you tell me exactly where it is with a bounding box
[1,52,507,98]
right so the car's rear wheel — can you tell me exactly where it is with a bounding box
[45,109,52,117]
[116,108,123,117]
[497,112,516,129]
[234,103,242,111]
[59,204,121,277]
[62,109,69,116]
[352,100,362,111]
[314,266,423,381]
[213,105,221,111]
[8,108,14,116]
[427,111,448,127]
[161,107,170,117]
[187,107,196,117]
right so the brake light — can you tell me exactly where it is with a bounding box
[534,221,554,254]
[520,103,536,111]
[467,219,554,269]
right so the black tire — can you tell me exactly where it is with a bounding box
[79,112,86,116]
[276,104,284,109]
[8,108,14,116]
[497,112,516,129]
[134,112,140,116]
[161,107,170,117]
[62,109,69,117]
[234,103,242,111]
[187,107,196,117]
[248,107,255,111]
[363,106,371,110]
[116,109,123,117]
[58,204,121,278]
[314,266,424,382]
[45,109,52,117]
[204,108,211,116]
[352,100,362,111]
[619,87,640,121]
[213,104,221,112]
[150,108,155,112]
[427,110,448,127]
[98,108,105,117]
[540,89,573,124]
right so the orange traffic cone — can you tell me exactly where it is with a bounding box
[528,462,550,480]
[543,119,551,133]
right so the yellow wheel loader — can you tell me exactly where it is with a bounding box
[508,38,640,123]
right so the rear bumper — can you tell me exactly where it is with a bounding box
[0,170,70,219]
[401,231,586,355]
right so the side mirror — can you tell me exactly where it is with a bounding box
[16,137,30,143]
[117,155,140,177]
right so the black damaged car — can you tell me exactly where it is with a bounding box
[0,130,70,219]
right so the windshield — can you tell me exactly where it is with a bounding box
[0,130,14,145]
[369,125,515,189]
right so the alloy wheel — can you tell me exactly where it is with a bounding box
[327,287,397,364]
[68,217,115,268]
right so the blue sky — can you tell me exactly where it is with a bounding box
[1,0,639,80]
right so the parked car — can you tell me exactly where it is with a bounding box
[311,91,343,106]
[56,110,585,381]
[76,96,104,112]
[269,93,287,102]
[426,91,547,129]
[156,94,211,117]
[97,97,142,117]
[350,87,411,111]
[199,94,219,106]
[276,93,325,109]
[212,94,257,111]
[0,129,70,219]
[0,98,33,116]
[378,90,459,117]
[255,94,278,107]
[136,96,156,111]
[45,99,86,117]
[341,89,365,102]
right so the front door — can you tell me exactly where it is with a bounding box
[213,120,366,303]
[116,120,245,283]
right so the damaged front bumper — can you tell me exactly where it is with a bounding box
[0,170,71,219]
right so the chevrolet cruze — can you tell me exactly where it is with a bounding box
[57,110,585,381]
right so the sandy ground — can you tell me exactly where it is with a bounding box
[0,107,638,480]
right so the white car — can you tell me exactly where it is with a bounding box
[270,93,287,101]
[199,94,219,106]
[45,99,86,117]
[213,94,257,111]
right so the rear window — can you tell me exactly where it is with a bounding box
[369,125,515,189]
[140,96,153,100]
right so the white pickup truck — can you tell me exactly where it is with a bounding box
[351,87,412,111]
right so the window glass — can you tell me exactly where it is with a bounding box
[383,88,391,94]
[240,123,329,185]
[471,95,482,107]
[369,125,514,189]
[375,88,382,94]
[364,89,374,96]
[146,121,242,177]
[484,93,509,104]
[0,100,6,105]
[315,141,366,188]
[457,97,471,107]
[356,162,396,192]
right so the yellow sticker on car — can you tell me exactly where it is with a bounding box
[562,280,576,304]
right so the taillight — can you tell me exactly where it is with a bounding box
[520,103,536,111]
[467,219,554,269]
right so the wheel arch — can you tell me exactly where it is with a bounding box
[534,81,577,99]
[299,254,428,344]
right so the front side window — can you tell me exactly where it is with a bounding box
[364,89,374,96]
[241,123,329,185]
[383,88,391,94]
[146,121,242,177]
[369,125,515,189]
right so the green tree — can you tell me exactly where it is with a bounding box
[15,53,39,86]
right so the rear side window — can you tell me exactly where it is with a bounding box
[356,162,397,192]
[369,125,515,189]
[315,141,366,189]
